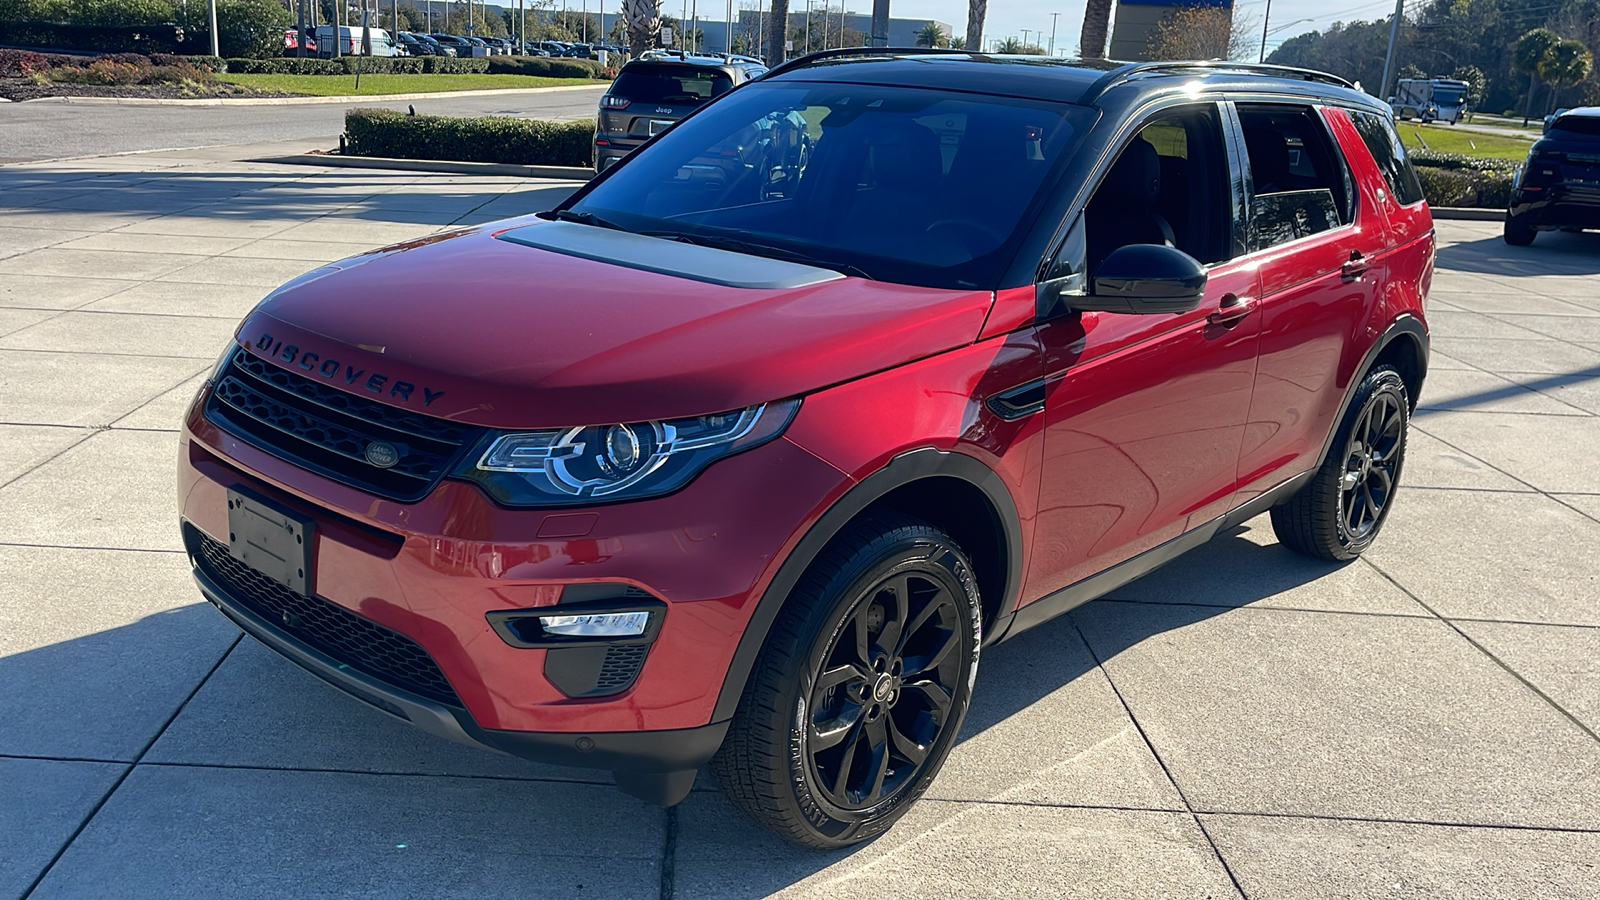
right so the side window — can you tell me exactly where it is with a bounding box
[1350,110,1427,206]
[1083,104,1232,275]
[1237,104,1353,252]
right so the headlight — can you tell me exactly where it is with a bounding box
[457,399,801,506]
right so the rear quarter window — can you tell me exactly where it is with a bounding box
[1350,111,1427,206]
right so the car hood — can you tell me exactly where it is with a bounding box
[236,218,995,429]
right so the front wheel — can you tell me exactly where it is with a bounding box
[711,514,982,848]
[1271,365,1410,561]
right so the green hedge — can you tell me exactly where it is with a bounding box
[344,108,594,167]
[221,55,491,75]
[0,0,289,58]
[1409,149,1520,173]
[485,55,605,79]
[1415,166,1513,209]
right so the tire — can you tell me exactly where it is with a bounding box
[1504,214,1537,246]
[710,513,982,848]
[1271,365,1410,562]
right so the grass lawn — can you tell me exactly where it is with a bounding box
[1398,122,1534,159]
[218,73,605,96]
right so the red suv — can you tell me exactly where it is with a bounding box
[179,52,1433,848]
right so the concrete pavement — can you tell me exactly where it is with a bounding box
[3,144,1600,899]
[0,85,608,164]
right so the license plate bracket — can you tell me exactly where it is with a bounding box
[647,118,673,136]
[227,488,315,596]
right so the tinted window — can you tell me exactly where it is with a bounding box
[1084,104,1232,274]
[1551,115,1600,137]
[1239,104,1354,251]
[569,82,1091,289]
[612,65,733,104]
[1350,110,1427,206]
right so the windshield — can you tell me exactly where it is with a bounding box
[1433,86,1466,105]
[612,65,734,103]
[569,82,1091,289]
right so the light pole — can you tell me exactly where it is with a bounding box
[1049,11,1058,56]
[1379,0,1404,101]
[1259,0,1271,62]
[208,0,219,56]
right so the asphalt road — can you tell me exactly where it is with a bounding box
[0,85,608,164]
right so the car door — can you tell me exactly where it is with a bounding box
[1229,102,1389,503]
[1024,101,1263,601]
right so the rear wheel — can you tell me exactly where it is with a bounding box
[1505,214,1537,246]
[711,514,981,848]
[1272,366,1410,561]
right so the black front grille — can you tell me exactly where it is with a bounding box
[205,349,479,501]
[187,525,462,707]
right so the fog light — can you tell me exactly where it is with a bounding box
[539,611,650,637]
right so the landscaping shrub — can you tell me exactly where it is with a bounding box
[0,0,288,58]
[221,56,488,75]
[1414,165,1514,209]
[486,55,605,79]
[344,108,594,167]
[1408,149,1520,172]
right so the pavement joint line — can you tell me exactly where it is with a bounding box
[0,345,215,361]
[1407,421,1547,494]
[1067,616,1251,899]
[658,804,679,900]
[1359,556,1600,748]
[18,631,242,900]
[0,752,131,765]
[922,796,1600,834]
[0,542,186,554]
[0,425,102,493]
[1400,484,1543,493]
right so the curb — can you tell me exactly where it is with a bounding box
[254,153,593,180]
[1430,207,1504,221]
[16,82,606,106]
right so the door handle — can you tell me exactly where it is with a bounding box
[1207,295,1254,327]
[1341,251,1370,279]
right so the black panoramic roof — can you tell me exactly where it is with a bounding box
[760,50,1384,112]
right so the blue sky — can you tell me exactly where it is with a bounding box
[900,0,1399,57]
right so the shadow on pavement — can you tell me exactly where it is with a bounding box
[6,525,1348,893]
[1436,230,1600,276]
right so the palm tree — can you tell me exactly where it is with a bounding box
[1538,39,1594,114]
[1080,0,1112,59]
[966,0,986,53]
[995,36,1024,53]
[915,21,946,48]
[766,0,790,63]
[1514,28,1560,125]
[621,0,660,56]
[948,35,965,49]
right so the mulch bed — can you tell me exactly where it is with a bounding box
[0,77,300,101]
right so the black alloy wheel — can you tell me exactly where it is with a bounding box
[1272,365,1411,561]
[712,513,981,848]
[805,567,964,811]
[1336,387,1404,545]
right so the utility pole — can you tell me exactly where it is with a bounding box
[208,0,219,56]
[1021,28,1031,51]
[1259,0,1271,63]
[1049,11,1058,55]
[1379,0,1404,100]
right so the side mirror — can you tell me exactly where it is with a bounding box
[1080,244,1207,315]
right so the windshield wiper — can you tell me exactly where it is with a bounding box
[547,209,627,231]
[646,230,874,280]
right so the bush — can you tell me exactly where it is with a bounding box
[222,56,487,75]
[214,0,290,59]
[486,55,604,79]
[1415,165,1513,209]
[344,108,594,167]
[0,0,286,58]
[1409,149,1519,172]
[48,57,144,84]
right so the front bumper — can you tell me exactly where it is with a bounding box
[189,553,728,774]
[179,385,851,738]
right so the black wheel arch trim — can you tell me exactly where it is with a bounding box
[1313,314,1428,472]
[710,446,1024,723]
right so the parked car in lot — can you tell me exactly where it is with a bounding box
[396,31,448,56]
[1506,106,1600,244]
[283,27,316,53]
[179,51,1432,849]
[594,52,768,171]
[428,33,473,56]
